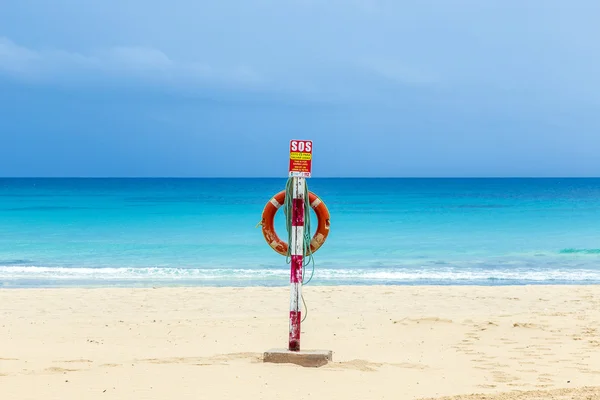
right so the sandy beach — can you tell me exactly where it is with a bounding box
[1,285,599,399]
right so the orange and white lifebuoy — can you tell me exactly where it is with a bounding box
[260,190,330,256]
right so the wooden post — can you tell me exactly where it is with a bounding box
[288,176,305,351]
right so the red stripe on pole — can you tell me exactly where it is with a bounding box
[289,310,301,351]
[290,255,303,283]
[291,198,304,226]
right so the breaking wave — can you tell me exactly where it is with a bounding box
[2,265,600,287]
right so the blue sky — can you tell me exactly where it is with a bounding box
[1,1,599,177]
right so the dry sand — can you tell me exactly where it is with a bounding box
[1,285,599,399]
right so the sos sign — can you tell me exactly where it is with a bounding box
[289,140,313,178]
[290,140,312,153]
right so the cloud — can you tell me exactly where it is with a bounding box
[0,37,262,89]
[0,33,444,110]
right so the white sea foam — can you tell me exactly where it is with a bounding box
[1,265,600,285]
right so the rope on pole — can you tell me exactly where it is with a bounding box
[283,177,315,324]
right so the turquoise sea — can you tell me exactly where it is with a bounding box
[1,178,599,288]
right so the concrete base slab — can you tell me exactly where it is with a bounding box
[263,348,333,367]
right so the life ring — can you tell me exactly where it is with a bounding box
[261,190,330,256]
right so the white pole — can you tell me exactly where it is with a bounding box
[288,176,305,351]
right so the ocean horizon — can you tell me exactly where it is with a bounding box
[1,177,599,288]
